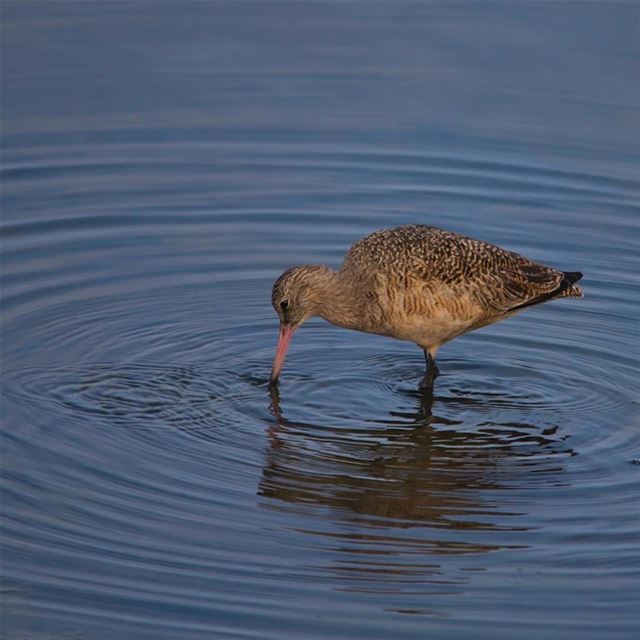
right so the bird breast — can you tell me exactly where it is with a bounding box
[355,277,491,349]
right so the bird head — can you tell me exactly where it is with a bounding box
[269,264,331,384]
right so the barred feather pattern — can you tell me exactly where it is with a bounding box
[271,225,583,352]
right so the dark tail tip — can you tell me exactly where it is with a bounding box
[563,271,583,285]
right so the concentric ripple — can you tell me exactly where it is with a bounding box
[2,134,639,638]
[2,3,639,638]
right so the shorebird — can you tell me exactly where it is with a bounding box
[269,225,583,388]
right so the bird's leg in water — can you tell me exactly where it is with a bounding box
[421,348,439,388]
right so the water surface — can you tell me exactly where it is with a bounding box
[2,2,639,639]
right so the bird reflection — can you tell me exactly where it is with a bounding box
[262,383,574,549]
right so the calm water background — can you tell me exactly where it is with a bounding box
[2,2,639,638]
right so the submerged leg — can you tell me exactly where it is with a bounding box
[421,348,439,389]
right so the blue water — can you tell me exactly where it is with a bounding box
[2,2,639,639]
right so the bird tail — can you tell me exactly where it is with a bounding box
[555,271,584,300]
[509,270,583,311]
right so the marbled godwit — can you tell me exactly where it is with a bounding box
[270,225,583,388]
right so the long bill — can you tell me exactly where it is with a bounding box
[270,323,296,384]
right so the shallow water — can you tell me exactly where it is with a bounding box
[1,2,639,639]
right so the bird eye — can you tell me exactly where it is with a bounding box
[280,300,289,311]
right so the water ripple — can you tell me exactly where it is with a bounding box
[3,137,638,640]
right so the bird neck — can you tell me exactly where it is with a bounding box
[312,269,365,331]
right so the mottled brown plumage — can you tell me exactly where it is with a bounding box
[270,225,583,386]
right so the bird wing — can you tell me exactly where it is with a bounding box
[341,225,570,315]
[440,232,566,313]
[477,260,565,312]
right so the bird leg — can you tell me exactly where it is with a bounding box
[421,348,439,389]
